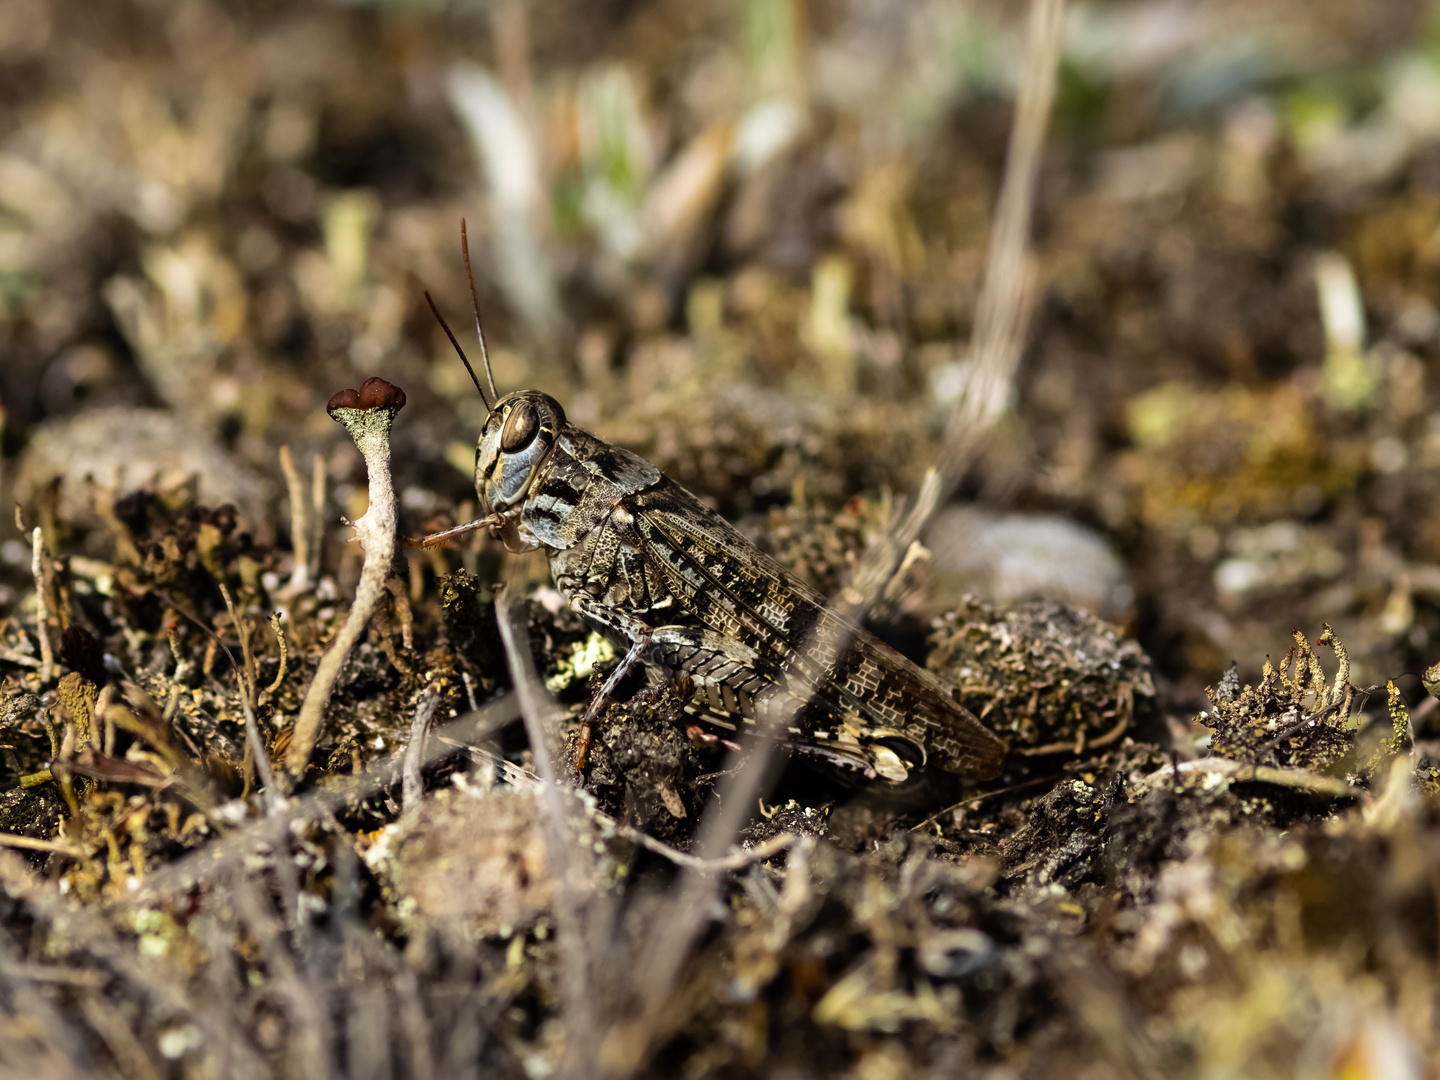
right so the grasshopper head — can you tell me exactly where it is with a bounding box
[475,390,565,550]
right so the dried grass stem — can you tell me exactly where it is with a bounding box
[30,527,55,682]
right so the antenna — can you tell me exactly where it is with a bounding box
[459,218,500,404]
[424,290,492,413]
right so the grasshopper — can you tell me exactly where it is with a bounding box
[420,226,1006,784]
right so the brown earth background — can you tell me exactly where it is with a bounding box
[3,1,1440,1077]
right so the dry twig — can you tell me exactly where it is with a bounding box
[30,526,55,683]
[1136,757,1362,799]
[839,0,1065,618]
[494,572,597,1078]
[279,444,311,593]
[402,685,443,817]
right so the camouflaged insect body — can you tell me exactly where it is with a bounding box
[476,390,1007,783]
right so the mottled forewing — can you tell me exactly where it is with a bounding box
[629,479,1006,779]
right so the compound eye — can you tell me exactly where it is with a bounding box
[500,400,540,453]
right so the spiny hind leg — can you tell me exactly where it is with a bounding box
[563,597,759,746]
[563,596,915,779]
[568,596,772,710]
[565,597,779,759]
[643,625,777,718]
[644,627,922,782]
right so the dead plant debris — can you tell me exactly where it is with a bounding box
[5,1,1440,1078]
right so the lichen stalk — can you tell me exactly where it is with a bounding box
[285,378,406,780]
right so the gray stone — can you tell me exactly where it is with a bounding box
[15,406,271,529]
[924,507,1132,622]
